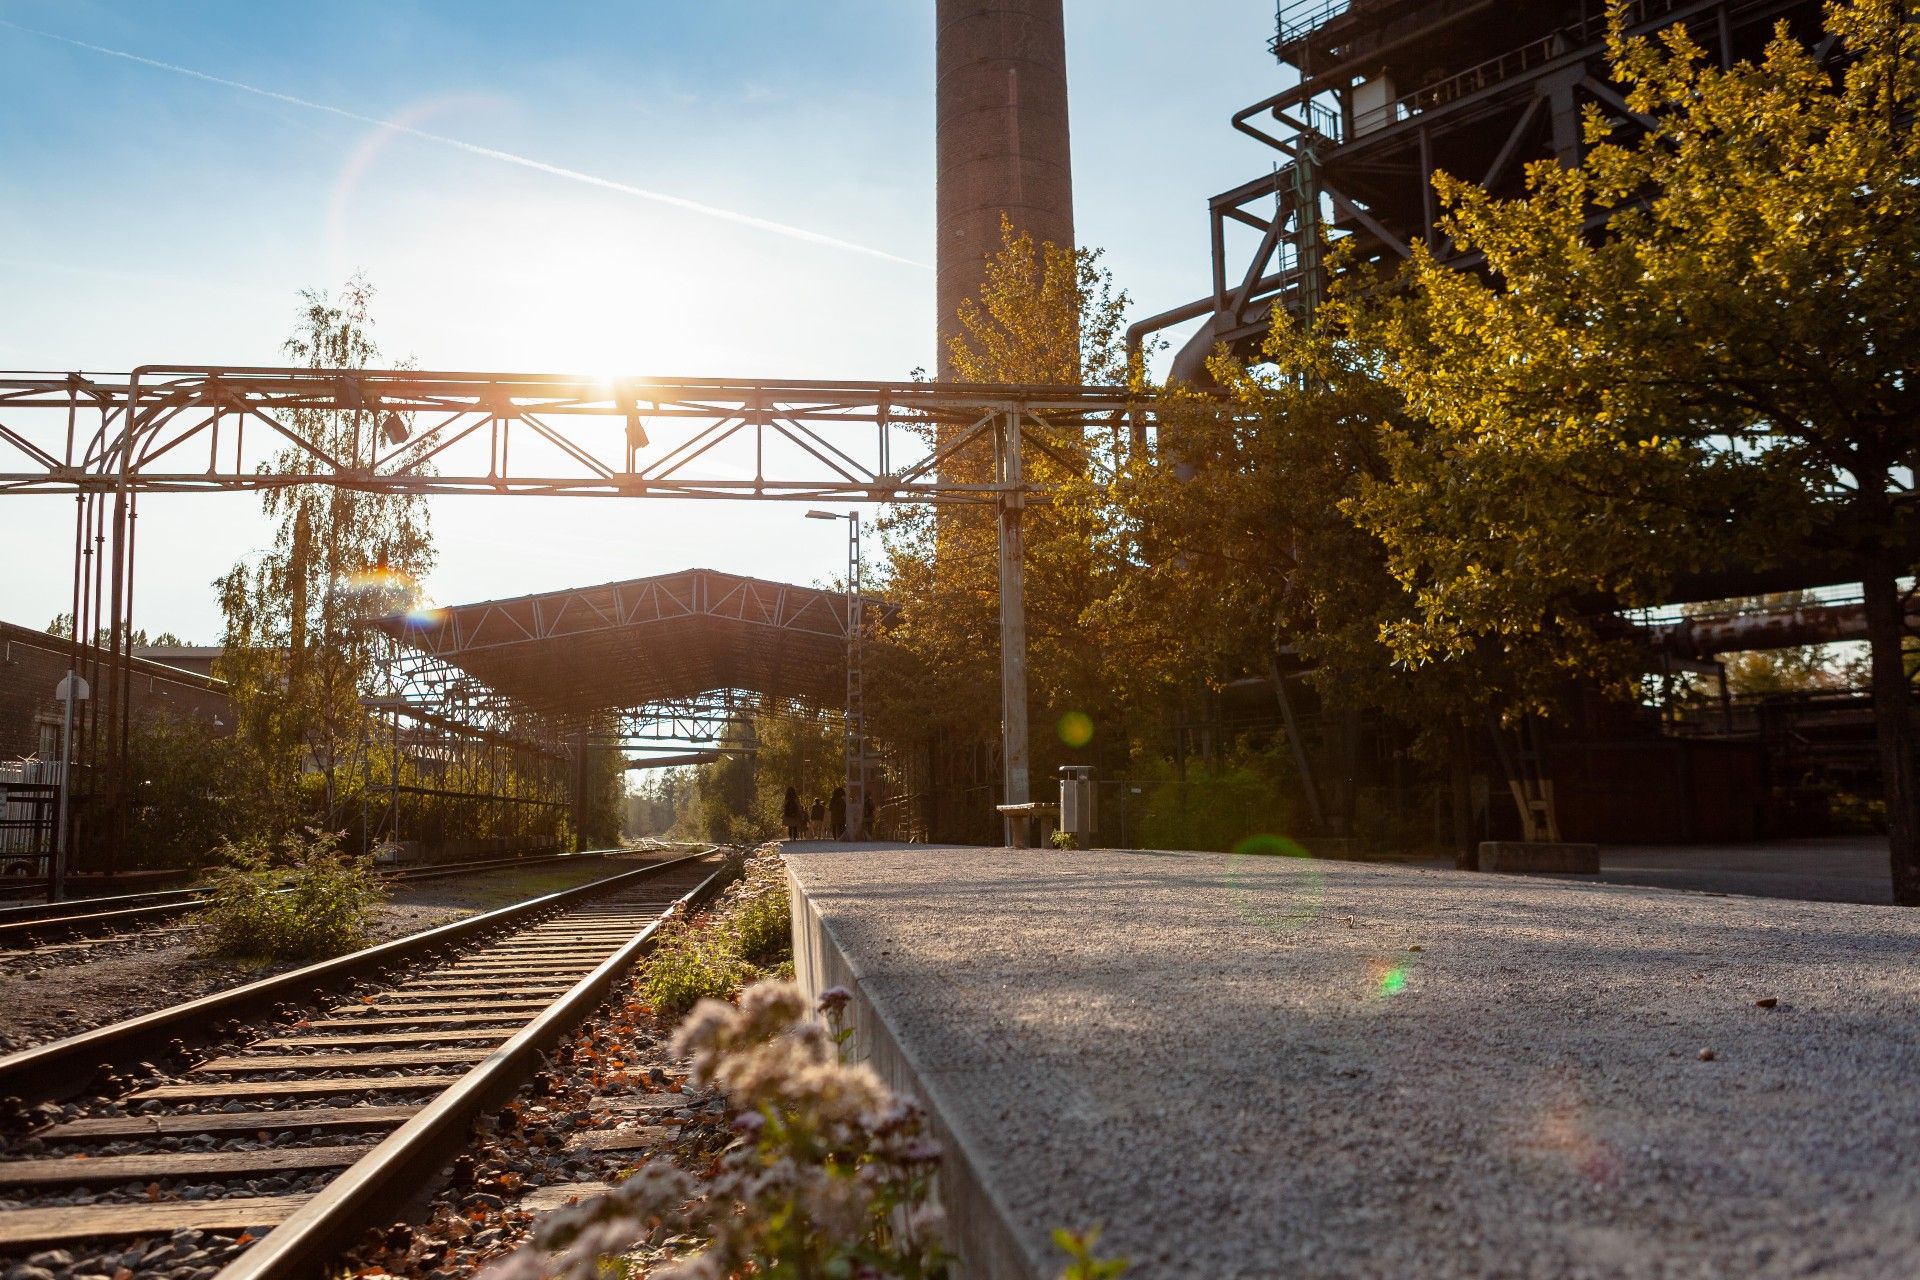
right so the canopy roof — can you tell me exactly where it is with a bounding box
[374,568,867,721]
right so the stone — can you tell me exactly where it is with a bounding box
[1476,841,1600,874]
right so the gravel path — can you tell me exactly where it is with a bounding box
[788,845,1920,1280]
[0,852,668,1054]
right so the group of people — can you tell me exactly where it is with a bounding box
[781,784,876,841]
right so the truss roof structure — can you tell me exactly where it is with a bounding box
[373,568,869,723]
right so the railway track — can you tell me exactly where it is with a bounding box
[0,848,733,1276]
[0,847,675,952]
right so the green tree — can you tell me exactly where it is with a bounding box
[215,277,435,834]
[874,219,1137,827]
[1342,1,1920,900]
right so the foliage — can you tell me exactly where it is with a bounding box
[1331,0,1920,898]
[1127,740,1300,853]
[872,218,1142,814]
[640,925,753,1023]
[122,711,245,871]
[640,848,793,1018]
[199,827,384,960]
[214,276,435,835]
[1054,1227,1129,1280]
[1049,829,1078,851]
[44,615,188,648]
[486,982,949,1280]
[728,853,794,967]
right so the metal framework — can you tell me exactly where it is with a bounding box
[1131,0,1825,375]
[1,368,1157,852]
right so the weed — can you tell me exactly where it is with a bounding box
[1049,830,1079,851]
[1055,1226,1129,1279]
[638,847,793,1019]
[200,828,384,960]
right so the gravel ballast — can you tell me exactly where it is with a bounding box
[787,845,1920,1279]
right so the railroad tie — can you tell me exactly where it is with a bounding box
[0,1143,374,1189]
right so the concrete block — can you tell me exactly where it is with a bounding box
[1477,840,1600,873]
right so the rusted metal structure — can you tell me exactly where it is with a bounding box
[368,568,885,843]
[0,370,1154,855]
[936,0,1075,372]
[1129,0,1827,377]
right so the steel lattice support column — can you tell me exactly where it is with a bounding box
[995,407,1030,842]
[844,513,867,839]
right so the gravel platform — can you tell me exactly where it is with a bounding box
[786,845,1920,1280]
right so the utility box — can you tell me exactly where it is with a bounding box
[1059,765,1097,839]
[1351,74,1398,135]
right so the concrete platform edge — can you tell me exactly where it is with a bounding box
[788,869,1043,1280]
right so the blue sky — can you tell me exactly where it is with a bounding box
[1,1,1282,642]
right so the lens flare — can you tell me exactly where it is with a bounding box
[402,605,447,630]
[1056,710,1094,747]
[1232,834,1309,858]
[340,566,415,595]
[1225,832,1324,933]
[1377,965,1408,996]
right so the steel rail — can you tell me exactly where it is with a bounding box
[214,854,739,1280]
[0,849,718,1105]
[0,847,677,946]
[0,885,203,924]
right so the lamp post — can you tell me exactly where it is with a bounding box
[807,509,865,838]
[51,670,89,902]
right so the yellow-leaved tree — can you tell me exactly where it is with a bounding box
[1343,0,1920,902]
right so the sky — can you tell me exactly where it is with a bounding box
[0,0,1284,644]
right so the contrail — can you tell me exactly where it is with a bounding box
[1,19,927,269]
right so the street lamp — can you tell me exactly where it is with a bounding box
[51,670,89,902]
[807,510,866,839]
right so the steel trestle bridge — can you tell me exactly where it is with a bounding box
[1,367,1158,857]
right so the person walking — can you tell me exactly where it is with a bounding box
[809,796,827,840]
[782,786,804,840]
[829,786,848,840]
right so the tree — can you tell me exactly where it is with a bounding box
[1099,305,1551,845]
[872,219,1138,833]
[1342,1,1920,900]
[215,277,435,833]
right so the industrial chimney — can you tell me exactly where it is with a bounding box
[934,0,1075,377]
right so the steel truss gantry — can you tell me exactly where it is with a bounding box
[0,368,1157,851]
[1131,0,1825,376]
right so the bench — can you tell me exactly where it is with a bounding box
[995,801,1060,849]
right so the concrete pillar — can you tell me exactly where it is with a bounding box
[935,0,1075,375]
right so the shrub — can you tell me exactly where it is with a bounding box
[725,854,792,967]
[639,924,752,1021]
[638,848,793,1018]
[200,828,384,960]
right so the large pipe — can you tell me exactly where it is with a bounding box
[935,0,1075,375]
[1648,599,1920,659]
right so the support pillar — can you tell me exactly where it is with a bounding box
[844,513,867,839]
[996,409,1030,844]
[569,730,589,852]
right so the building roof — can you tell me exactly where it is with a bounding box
[373,569,870,722]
